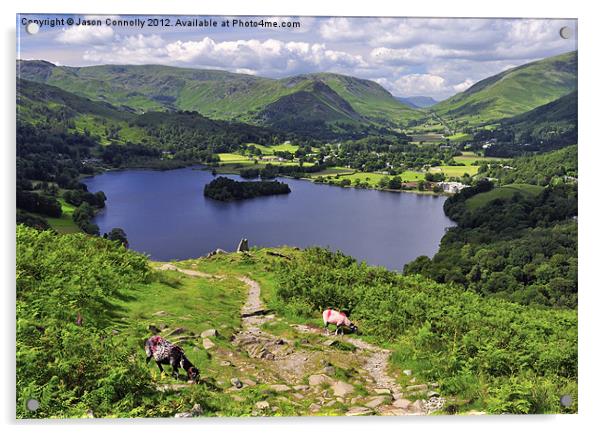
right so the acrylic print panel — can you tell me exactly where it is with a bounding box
[16,14,577,418]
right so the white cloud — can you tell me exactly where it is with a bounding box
[56,25,114,45]
[45,16,577,99]
[84,36,367,77]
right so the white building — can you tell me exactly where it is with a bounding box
[437,181,468,193]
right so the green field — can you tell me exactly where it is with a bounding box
[429,165,479,177]
[466,183,545,211]
[452,151,505,166]
[45,199,79,234]
[309,169,425,186]
[446,132,473,142]
[251,143,300,155]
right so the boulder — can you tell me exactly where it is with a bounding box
[148,325,161,334]
[332,381,354,397]
[202,338,216,350]
[255,401,270,410]
[393,398,412,409]
[166,327,188,336]
[403,369,413,376]
[308,374,331,386]
[206,248,227,257]
[322,366,336,376]
[345,406,373,416]
[293,385,310,391]
[269,384,291,392]
[201,329,219,338]
[230,378,243,389]
[405,384,428,392]
[374,388,391,395]
[309,403,321,413]
[236,238,249,252]
[365,396,386,408]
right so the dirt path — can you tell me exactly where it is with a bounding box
[155,263,223,279]
[155,263,444,415]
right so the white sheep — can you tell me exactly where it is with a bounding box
[322,308,358,335]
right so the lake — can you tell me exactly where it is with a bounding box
[84,167,454,270]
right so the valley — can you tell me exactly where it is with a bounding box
[16,46,578,418]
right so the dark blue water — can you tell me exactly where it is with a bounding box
[83,167,454,270]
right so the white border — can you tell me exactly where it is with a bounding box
[3,1,601,433]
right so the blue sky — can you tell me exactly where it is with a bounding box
[17,14,577,99]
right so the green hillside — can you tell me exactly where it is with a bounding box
[433,51,577,126]
[17,226,577,417]
[17,60,421,132]
[17,79,149,145]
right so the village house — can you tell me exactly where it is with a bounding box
[436,181,468,193]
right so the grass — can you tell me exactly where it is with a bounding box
[452,152,505,166]
[465,183,545,211]
[45,199,80,234]
[307,168,425,186]
[116,267,247,387]
[429,165,479,177]
[446,132,473,142]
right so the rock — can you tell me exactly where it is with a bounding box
[350,397,360,404]
[293,393,304,400]
[241,378,257,387]
[220,361,232,367]
[410,377,417,383]
[269,384,291,392]
[403,369,413,376]
[230,378,243,389]
[405,384,428,392]
[323,339,336,346]
[464,410,487,416]
[166,327,188,336]
[392,393,404,400]
[174,412,193,418]
[191,404,203,416]
[201,329,219,338]
[345,406,373,416]
[309,403,321,413]
[429,382,440,388]
[206,248,227,257]
[148,325,161,334]
[332,381,355,397]
[365,396,387,408]
[409,400,424,412]
[381,408,408,416]
[255,401,270,410]
[374,388,391,395]
[393,398,412,409]
[322,366,336,376]
[293,385,309,391]
[236,238,249,252]
[427,390,440,398]
[152,311,168,317]
[308,374,331,386]
[324,400,337,407]
[111,329,119,336]
[202,338,216,350]
[336,397,344,403]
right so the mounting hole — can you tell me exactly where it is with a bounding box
[559,26,572,40]
[26,398,40,411]
[25,22,40,35]
[560,394,573,407]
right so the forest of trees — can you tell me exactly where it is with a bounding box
[405,147,578,308]
[204,177,291,201]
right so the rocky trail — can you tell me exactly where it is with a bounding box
[153,263,446,416]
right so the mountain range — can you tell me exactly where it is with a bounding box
[17,50,577,137]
